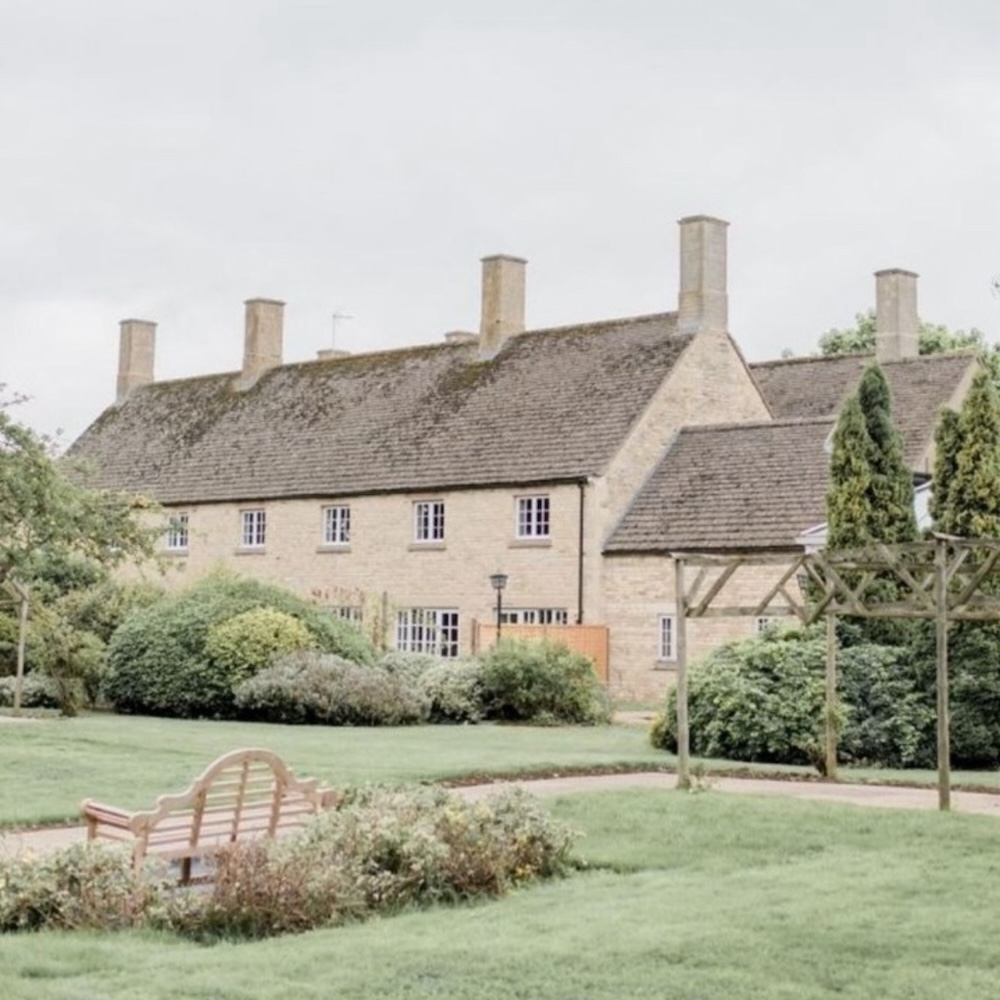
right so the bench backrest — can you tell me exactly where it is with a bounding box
[130,748,324,862]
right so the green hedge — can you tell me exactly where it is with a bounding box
[104,575,375,718]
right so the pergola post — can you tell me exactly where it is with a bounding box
[674,557,691,790]
[824,613,838,779]
[934,537,951,812]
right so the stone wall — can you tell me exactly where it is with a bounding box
[603,553,802,701]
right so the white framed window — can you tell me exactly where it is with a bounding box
[241,508,267,548]
[327,606,363,625]
[516,495,550,539]
[414,500,445,542]
[657,614,677,662]
[499,608,569,625]
[165,513,189,551]
[323,505,351,545]
[755,616,780,634]
[396,608,460,658]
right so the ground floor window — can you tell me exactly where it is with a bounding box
[499,608,568,625]
[657,614,677,662]
[327,606,363,626]
[395,608,460,658]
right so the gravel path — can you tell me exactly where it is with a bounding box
[3,771,999,861]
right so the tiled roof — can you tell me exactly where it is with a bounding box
[70,314,695,503]
[749,352,975,465]
[605,418,835,553]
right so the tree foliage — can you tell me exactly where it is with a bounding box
[826,364,916,550]
[0,397,161,713]
[929,408,962,532]
[0,404,158,586]
[931,370,1000,538]
[816,309,1000,391]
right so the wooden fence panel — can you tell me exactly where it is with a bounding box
[472,623,609,683]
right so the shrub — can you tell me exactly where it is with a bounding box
[650,627,935,769]
[1,787,575,940]
[104,574,376,718]
[0,844,162,932]
[651,627,829,766]
[909,621,1000,769]
[205,608,314,687]
[837,643,935,768]
[0,673,61,710]
[419,658,485,723]
[234,651,430,726]
[478,639,611,725]
[292,785,576,908]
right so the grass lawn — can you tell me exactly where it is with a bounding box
[3,789,1000,999]
[0,713,675,826]
[3,712,1000,827]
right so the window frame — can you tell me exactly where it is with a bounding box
[322,504,351,546]
[516,495,551,540]
[165,512,189,552]
[413,500,446,543]
[395,608,460,658]
[657,613,677,663]
[240,508,267,549]
[498,607,568,626]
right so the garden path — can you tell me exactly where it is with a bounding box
[4,770,1000,862]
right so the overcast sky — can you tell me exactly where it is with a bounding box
[4,0,999,443]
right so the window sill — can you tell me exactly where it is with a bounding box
[234,547,267,556]
[508,538,552,549]
[316,544,351,554]
[653,662,678,670]
[408,542,446,552]
[162,549,189,558]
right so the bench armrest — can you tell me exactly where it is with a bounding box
[80,799,138,837]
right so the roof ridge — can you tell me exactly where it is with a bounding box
[518,311,676,337]
[751,348,980,370]
[678,415,835,436]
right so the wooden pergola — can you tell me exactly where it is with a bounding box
[673,537,1000,811]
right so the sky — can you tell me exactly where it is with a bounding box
[3,0,1000,443]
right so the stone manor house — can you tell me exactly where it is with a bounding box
[69,215,978,699]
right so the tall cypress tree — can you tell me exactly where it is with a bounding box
[857,364,917,544]
[826,394,873,551]
[826,364,917,550]
[938,369,1000,538]
[929,408,961,534]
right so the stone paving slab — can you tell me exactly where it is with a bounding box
[3,771,999,862]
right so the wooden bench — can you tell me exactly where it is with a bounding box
[80,747,333,883]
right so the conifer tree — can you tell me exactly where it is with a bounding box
[938,369,1000,538]
[826,364,917,550]
[929,408,961,533]
[857,365,917,544]
[826,394,873,551]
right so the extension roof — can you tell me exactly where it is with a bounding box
[605,417,835,553]
[70,314,695,504]
[749,351,975,465]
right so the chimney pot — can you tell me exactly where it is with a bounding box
[241,298,285,386]
[116,318,157,403]
[677,215,729,335]
[875,269,919,362]
[317,348,351,360]
[479,255,526,358]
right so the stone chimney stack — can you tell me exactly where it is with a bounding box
[116,318,156,404]
[241,298,285,385]
[875,269,919,362]
[677,215,729,335]
[479,255,526,359]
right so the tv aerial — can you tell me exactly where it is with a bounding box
[991,274,1000,299]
